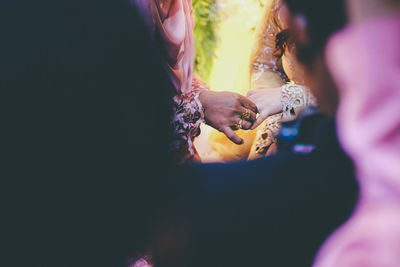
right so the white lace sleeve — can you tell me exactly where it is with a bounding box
[281,83,316,120]
[254,113,282,154]
[254,83,316,154]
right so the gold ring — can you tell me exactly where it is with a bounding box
[233,118,243,131]
[241,109,252,121]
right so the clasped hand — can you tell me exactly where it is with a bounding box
[198,91,257,144]
[199,87,282,144]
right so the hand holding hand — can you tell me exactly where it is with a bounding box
[199,91,258,144]
[247,87,282,129]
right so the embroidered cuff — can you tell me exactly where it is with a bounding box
[172,90,205,156]
[281,83,316,119]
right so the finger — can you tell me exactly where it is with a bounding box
[223,127,243,145]
[240,120,252,130]
[239,107,257,122]
[251,113,268,129]
[239,96,258,113]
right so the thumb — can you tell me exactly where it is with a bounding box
[240,96,258,113]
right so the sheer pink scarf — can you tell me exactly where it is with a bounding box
[136,0,194,94]
[313,17,400,267]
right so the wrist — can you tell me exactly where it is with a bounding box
[266,87,284,116]
[198,90,212,112]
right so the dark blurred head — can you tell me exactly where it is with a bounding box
[1,0,175,265]
[284,0,348,64]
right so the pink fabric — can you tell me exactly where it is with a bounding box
[313,17,400,267]
[135,0,207,160]
[131,257,152,267]
[136,0,194,94]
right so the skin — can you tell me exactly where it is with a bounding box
[199,90,258,145]
[246,87,282,129]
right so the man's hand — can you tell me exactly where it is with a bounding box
[199,91,258,144]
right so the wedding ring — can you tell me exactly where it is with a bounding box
[241,109,252,121]
[233,118,243,130]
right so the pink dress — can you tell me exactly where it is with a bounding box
[313,17,400,267]
[135,0,208,160]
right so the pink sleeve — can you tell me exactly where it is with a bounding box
[327,17,400,194]
[171,74,210,156]
[313,17,400,267]
[138,0,200,157]
[192,74,210,92]
[188,0,194,30]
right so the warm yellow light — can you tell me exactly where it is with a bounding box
[195,0,271,162]
[209,0,269,95]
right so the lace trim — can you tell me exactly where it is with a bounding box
[254,113,282,154]
[281,83,316,120]
[255,83,316,154]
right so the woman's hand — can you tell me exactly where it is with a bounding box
[247,87,282,129]
[199,91,258,144]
